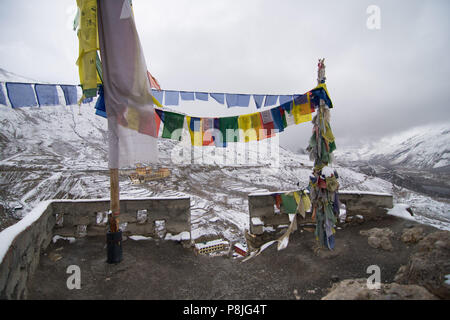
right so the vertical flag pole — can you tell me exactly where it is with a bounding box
[106,165,123,264]
[109,168,120,233]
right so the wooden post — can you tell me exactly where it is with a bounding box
[109,168,120,232]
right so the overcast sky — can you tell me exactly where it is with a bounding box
[0,0,449,151]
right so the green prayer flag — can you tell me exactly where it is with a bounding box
[281,193,297,214]
[329,141,336,153]
[218,116,239,144]
[162,111,185,141]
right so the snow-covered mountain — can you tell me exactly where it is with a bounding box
[1,70,449,243]
[337,123,450,170]
[0,68,40,83]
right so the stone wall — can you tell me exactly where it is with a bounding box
[248,190,393,235]
[338,191,393,219]
[0,197,191,299]
[51,197,191,238]
[0,202,55,299]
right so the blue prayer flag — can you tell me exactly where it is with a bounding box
[35,84,59,106]
[237,94,250,107]
[195,92,208,101]
[0,85,6,105]
[226,94,238,108]
[253,95,265,109]
[60,85,78,105]
[270,107,285,132]
[180,91,195,101]
[279,95,293,105]
[210,93,225,104]
[6,83,38,108]
[226,94,250,108]
[83,97,93,104]
[152,89,164,104]
[280,101,292,113]
[95,85,107,118]
[189,117,201,131]
[294,94,308,105]
[155,108,164,122]
[165,90,179,106]
[264,95,278,107]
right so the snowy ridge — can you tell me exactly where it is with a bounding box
[337,122,450,169]
[0,68,41,83]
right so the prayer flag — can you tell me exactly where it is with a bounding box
[202,118,215,146]
[180,91,195,101]
[218,116,239,146]
[238,112,261,142]
[165,90,179,106]
[195,92,209,101]
[292,93,312,124]
[253,94,265,109]
[186,116,203,146]
[98,0,158,168]
[270,107,285,133]
[151,89,164,105]
[210,92,224,104]
[76,0,101,99]
[35,84,59,106]
[260,110,275,139]
[6,83,38,108]
[226,94,238,108]
[147,71,161,90]
[264,95,278,106]
[161,111,185,141]
[280,193,297,214]
[60,85,78,106]
[95,84,107,118]
[237,94,250,107]
[279,95,293,105]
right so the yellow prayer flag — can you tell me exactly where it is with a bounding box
[186,116,203,146]
[292,95,313,124]
[76,0,100,95]
[238,113,261,142]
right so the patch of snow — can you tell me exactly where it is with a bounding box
[251,217,263,226]
[129,235,152,241]
[52,235,76,243]
[165,231,190,241]
[387,204,416,221]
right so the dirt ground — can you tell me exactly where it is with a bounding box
[27,215,438,300]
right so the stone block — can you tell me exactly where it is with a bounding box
[250,206,275,218]
[263,214,290,226]
[72,215,90,226]
[88,225,108,236]
[250,223,264,235]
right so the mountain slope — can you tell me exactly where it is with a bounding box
[1,71,449,242]
[337,123,450,170]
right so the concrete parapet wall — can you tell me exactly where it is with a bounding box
[248,190,394,235]
[52,197,191,238]
[0,202,55,300]
[0,197,191,300]
[338,191,393,219]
